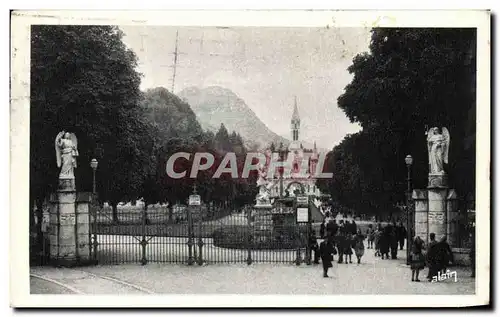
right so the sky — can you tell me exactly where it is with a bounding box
[120,26,372,150]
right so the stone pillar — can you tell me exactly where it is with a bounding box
[427,188,447,243]
[75,193,92,261]
[412,190,429,243]
[446,190,459,247]
[48,183,92,266]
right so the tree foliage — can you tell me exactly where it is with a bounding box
[318,28,476,217]
[30,25,152,223]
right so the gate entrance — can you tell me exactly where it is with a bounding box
[89,197,310,265]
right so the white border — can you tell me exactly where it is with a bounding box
[9,10,491,308]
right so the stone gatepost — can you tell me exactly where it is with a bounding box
[48,181,93,266]
[412,190,428,243]
[446,190,459,246]
[427,188,448,243]
[412,186,459,247]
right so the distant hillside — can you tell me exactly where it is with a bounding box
[141,87,205,144]
[178,86,289,150]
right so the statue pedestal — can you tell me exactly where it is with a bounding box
[412,185,458,246]
[428,173,448,188]
[48,184,93,267]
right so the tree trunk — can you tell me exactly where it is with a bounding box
[112,203,119,223]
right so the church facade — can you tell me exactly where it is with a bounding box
[268,97,324,199]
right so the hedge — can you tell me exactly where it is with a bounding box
[212,225,308,250]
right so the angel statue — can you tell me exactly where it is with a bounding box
[55,131,79,180]
[426,127,450,175]
[256,163,268,187]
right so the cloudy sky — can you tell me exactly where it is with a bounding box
[120,26,372,149]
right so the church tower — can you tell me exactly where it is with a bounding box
[291,96,300,141]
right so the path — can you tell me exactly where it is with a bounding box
[31,243,475,295]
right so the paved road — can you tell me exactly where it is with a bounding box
[31,243,475,295]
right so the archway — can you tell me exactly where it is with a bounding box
[285,181,305,197]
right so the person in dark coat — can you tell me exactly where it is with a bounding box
[426,233,438,281]
[336,232,344,264]
[379,225,390,260]
[396,222,407,250]
[326,219,338,238]
[389,222,399,259]
[351,221,358,235]
[410,236,425,282]
[434,236,454,275]
[353,229,365,264]
[342,232,353,264]
[319,236,335,277]
[309,231,320,264]
[319,221,326,238]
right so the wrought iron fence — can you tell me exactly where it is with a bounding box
[90,203,313,265]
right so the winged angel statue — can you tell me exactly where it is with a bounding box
[55,131,79,179]
[426,127,450,175]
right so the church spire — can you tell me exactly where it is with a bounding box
[291,96,300,141]
[292,96,300,121]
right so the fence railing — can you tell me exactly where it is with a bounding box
[89,205,312,265]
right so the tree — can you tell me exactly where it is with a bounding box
[324,28,476,216]
[30,25,153,226]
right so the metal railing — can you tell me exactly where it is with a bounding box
[89,204,311,265]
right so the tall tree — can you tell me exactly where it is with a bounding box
[30,25,153,226]
[324,28,476,216]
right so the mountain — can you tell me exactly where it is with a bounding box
[177,86,290,150]
[141,87,205,143]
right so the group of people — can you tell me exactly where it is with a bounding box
[409,233,454,282]
[367,222,407,260]
[309,213,461,281]
[311,214,367,277]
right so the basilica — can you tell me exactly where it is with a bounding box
[268,97,324,199]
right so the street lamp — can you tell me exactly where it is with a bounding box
[404,154,413,265]
[90,158,98,195]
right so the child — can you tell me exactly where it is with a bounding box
[411,236,425,282]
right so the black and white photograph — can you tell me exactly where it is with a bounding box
[9,10,490,307]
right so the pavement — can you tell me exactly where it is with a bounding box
[30,244,476,295]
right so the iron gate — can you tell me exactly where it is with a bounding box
[89,201,312,265]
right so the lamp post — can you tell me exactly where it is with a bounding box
[90,158,98,195]
[404,154,413,265]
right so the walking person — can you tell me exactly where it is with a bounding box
[336,231,345,264]
[319,236,335,278]
[410,236,425,282]
[380,225,390,260]
[353,229,365,264]
[342,232,353,264]
[309,231,320,264]
[397,222,407,250]
[374,226,382,256]
[367,225,375,249]
[351,220,358,235]
[389,222,399,259]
